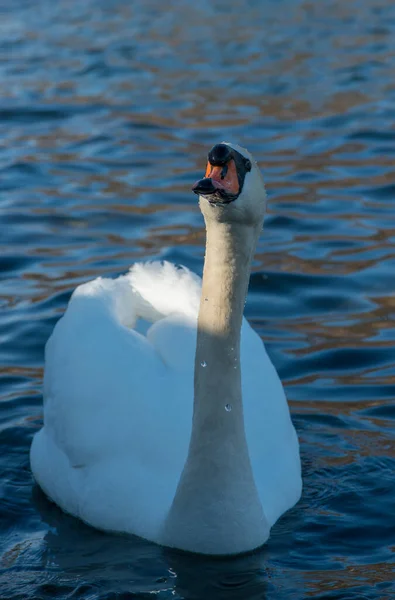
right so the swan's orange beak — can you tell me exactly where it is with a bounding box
[203,160,240,196]
[192,143,251,204]
[192,159,240,201]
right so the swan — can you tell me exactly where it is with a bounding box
[30,142,302,555]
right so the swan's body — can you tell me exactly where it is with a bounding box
[31,143,302,555]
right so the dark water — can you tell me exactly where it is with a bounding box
[1,0,394,598]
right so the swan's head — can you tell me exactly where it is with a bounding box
[193,142,266,227]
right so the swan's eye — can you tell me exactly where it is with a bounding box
[244,159,251,172]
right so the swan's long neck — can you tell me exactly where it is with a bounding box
[161,212,269,555]
[192,220,258,439]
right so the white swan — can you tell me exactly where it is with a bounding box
[30,142,302,555]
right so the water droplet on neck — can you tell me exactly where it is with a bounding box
[225,403,232,412]
[201,361,207,367]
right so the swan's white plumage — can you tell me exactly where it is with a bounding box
[31,261,301,544]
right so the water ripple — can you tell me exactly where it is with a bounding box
[0,0,394,598]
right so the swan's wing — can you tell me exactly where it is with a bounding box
[31,263,203,537]
[42,262,201,470]
[241,320,302,526]
[125,261,202,322]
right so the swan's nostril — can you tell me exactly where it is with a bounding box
[208,143,232,167]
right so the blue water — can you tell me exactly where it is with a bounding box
[1,0,394,598]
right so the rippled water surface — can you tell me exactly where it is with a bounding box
[1,0,395,598]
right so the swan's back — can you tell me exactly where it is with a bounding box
[31,261,301,543]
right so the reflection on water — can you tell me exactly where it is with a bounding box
[0,0,394,598]
[27,489,270,600]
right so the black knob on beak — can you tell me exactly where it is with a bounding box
[192,177,216,195]
[208,143,232,167]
